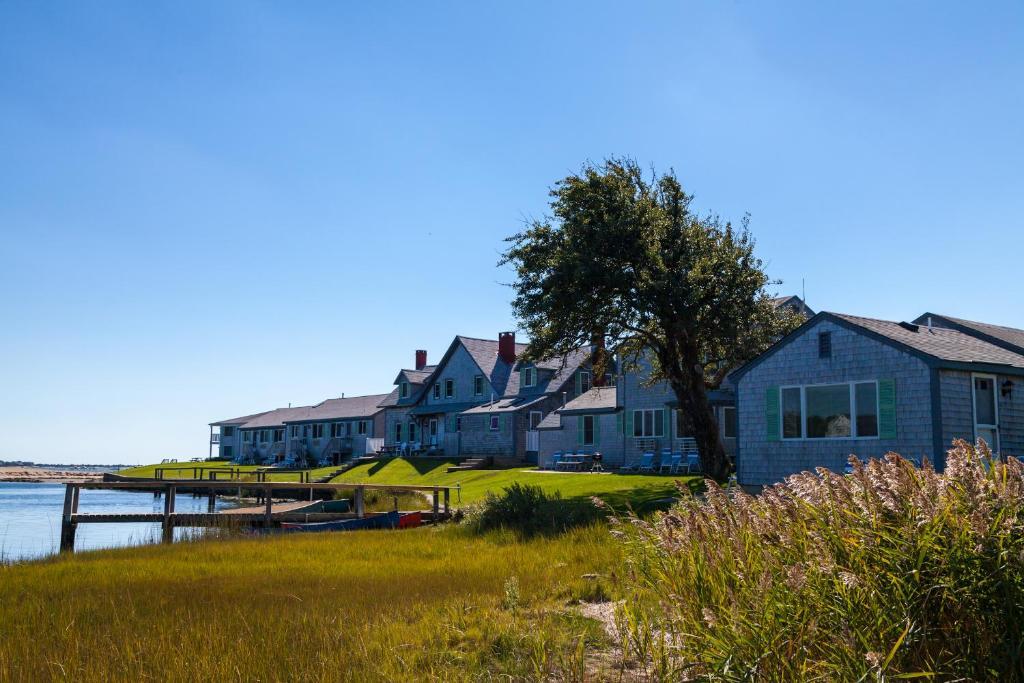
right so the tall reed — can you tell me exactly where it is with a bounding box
[613,440,1024,680]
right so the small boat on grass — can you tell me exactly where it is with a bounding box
[281,510,422,533]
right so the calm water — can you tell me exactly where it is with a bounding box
[0,482,236,562]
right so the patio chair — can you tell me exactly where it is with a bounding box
[551,452,563,471]
[658,448,673,473]
[662,452,683,474]
[638,452,655,473]
[686,453,702,474]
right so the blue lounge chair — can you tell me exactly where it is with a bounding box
[551,452,563,471]
[638,452,655,473]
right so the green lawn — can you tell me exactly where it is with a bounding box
[0,525,620,681]
[117,462,339,481]
[330,457,701,512]
[118,457,701,512]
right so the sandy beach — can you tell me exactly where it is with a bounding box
[0,466,106,484]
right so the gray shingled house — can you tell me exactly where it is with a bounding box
[536,387,622,467]
[281,394,388,465]
[731,312,1024,487]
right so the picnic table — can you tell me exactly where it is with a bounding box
[559,454,592,472]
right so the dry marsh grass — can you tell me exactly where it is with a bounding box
[0,524,619,681]
[615,440,1024,680]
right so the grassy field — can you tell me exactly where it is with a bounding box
[117,462,340,481]
[0,525,621,681]
[330,458,700,511]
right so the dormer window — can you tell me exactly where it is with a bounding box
[400,381,409,399]
[433,383,441,399]
[579,371,591,394]
[523,367,536,388]
[473,375,484,396]
[444,379,455,398]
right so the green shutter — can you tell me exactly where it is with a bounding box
[593,416,600,446]
[625,410,634,437]
[663,408,671,439]
[766,386,780,441]
[501,414,509,433]
[577,416,584,446]
[616,411,624,435]
[878,379,897,439]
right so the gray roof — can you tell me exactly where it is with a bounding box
[772,294,815,317]
[914,313,1024,356]
[461,396,548,415]
[558,387,618,414]
[283,394,389,423]
[457,336,528,396]
[238,406,316,429]
[391,365,437,386]
[209,410,271,427]
[536,412,563,430]
[504,346,592,397]
[376,386,402,408]
[408,401,482,416]
[831,313,1024,369]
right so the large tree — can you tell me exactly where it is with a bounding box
[500,158,801,480]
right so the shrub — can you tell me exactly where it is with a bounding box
[462,483,598,536]
[614,440,1024,680]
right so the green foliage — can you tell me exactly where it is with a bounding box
[614,440,1024,680]
[501,157,801,479]
[462,483,601,536]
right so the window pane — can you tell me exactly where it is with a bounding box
[723,407,738,439]
[782,388,802,439]
[633,411,642,437]
[975,377,996,425]
[806,384,851,438]
[855,383,878,437]
[584,416,594,445]
[643,410,653,437]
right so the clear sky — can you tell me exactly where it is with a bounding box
[2,2,1022,464]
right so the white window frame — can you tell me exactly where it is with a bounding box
[489,415,500,431]
[529,410,543,430]
[971,372,1000,450]
[357,420,367,435]
[273,428,284,443]
[444,378,455,398]
[632,409,664,438]
[473,375,484,396]
[433,384,441,399]
[523,367,536,388]
[779,380,880,441]
[429,418,438,437]
[400,381,409,399]
[243,431,252,443]
[312,423,324,439]
[579,371,591,394]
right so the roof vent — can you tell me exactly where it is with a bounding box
[898,321,920,332]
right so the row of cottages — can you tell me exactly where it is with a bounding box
[535,296,814,469]
[210,395,388,466]
[378,332,600,462]
[731,311,1024,487]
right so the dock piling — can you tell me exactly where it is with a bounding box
[354,487,365,518]
[60,484,79,553]
[162,486,176,543]
[432,487,439,519]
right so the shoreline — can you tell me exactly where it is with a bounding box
[0,467,107,484]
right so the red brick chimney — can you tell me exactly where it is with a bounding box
[415,350,427,370]
[498,331,516,364]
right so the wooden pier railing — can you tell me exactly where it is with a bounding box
[60,480,457,553]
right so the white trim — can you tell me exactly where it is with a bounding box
[632,408,665,438]
[779,380,880,441]
[582,414,595,446]
[473,374,484,396]
[444,378,455,399]
[523,367,536,388]
[971,372,1000,452]
[489,415,500,431]
[529,410,543,430]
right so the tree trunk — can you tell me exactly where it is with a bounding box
[667,371,731,481]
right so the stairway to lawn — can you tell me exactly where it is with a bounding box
[327,457,702,512]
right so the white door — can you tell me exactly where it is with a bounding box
[972,373,1000,452]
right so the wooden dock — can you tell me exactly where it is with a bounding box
[60,480,457,553]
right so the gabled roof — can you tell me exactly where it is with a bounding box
[209,410,271,427]
[914,313,1024,356]
[376,386,402,408]
[731,311,1024,381]
[772,295,815,317]
[558,387,618,414]
[283,394,389,424]
[458,336,528,396]
[505,346,592,397]
[391,365,437,386]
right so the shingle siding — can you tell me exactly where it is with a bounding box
[737,319,935,487]
[537,412,623,468]
[940,370,1024,457]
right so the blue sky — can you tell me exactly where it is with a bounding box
[2,2,1022,464]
